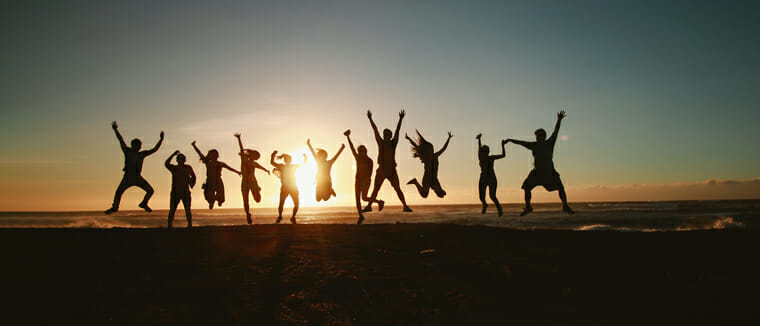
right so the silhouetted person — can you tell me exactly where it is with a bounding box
[165,150,196,228]
[507,111,574,216]
[405,130,452,198]
[271,151,307,224]
[344,130,385,224]
[307,138,345,202]
[191,141,241,209]
[105,121,163,214]
[363,110,412,212]
[235,133,270,224]
[476,133,507,216]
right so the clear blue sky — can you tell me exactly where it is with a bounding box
[1,0,758,210]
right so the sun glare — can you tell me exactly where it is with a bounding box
[293,148,318,207]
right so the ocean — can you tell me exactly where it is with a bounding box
[1,200,757,231]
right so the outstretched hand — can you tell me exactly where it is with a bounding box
[234,133,241,138]
[558,110,567,120]
[191,140,196,146]
[448,131,453,138]
[366,110,372,119]
[159,131,165,139]
[476,133,482,139]
[399,109,406,119]
[111,121,119,130]
[502,139,509,145]
[173,150,180,155]
[344,129,351,136]
[307,139,311,146]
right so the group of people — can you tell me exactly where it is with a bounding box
[104,110,574,228]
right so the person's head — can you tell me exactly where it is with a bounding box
[176,154,186,165]
[316,149,327,161]
[278,153,292,164]
[207,149,219,161]
[535,129,547,142]
[358,145,367,155]
[479,145,490,160]
[383,128,393,141]
[131,138,142,150]
[242,149,260,161]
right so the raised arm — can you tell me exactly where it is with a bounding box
[344,130,358,158]
[367,110,382,144]
[549,110,566,142]
[191,141,205,161]
[493,140,507,160]
[329,144,345,163]
[234,133,244,153]
[392,109,405,144]
[434,132,453,157]
[306,139,317,158]
[507,138,534,149]
[111,121,128,152]
[270,151,281,168]
[405,132,418,147]
[165,150,179,169]
[476,133,482,152]
[143,131,164,156]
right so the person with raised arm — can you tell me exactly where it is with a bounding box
[271,150,307,224]
[405,130,453,198]
[344,129,385,224]
[307,138,345,202]
[105,121,163,214]
[191,141,241,210]
[476,133,507,216]
[165,150,196,228]
[507,111,574,216]
[363,109,412,213]
[235,133,270,224]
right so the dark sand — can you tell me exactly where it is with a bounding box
[1,225,758,324]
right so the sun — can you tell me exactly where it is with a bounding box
[292,148,318,207]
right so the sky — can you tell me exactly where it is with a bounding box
[1,0,758,211]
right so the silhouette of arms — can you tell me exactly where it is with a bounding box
[143,131,164,156]
[476,133,482,152]
[234,133,244,154]
[493,140,507,160]
[165,150,179,169]
[329,144,346,163]
[405,132,418,147]
[270,151,282,169]
[111,121,128,152]
[506,138,534,149]
[188,166,196,188]
[549,110,566,143]
[253,162,271,175]
[435,132,453,157]
[367,110,382,144]
[344,130,358,158]
[393,109,406,145]
[191,141,206,161]
[306,139,318,158]
[220,162,241,175]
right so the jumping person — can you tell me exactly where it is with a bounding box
[344,129,384,224]
[165,150,196,228]
[476,134,507,216]
[235,133,270,224]
[307,138,345,202]
[271,150,307,224]
[363,110,412,212]
[105,121,163,214]
[191,141,241,210]
[405,130,452,198]
[507,110,574,216]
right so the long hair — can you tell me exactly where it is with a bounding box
[409,130,434,162]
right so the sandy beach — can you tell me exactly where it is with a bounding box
[2,224,758,324]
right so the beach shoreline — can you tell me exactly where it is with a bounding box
[2,224,758,324]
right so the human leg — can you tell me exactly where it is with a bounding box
[388,172,411,212]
